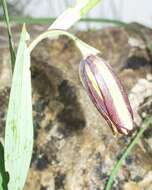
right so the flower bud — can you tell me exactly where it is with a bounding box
[79,55,133,134]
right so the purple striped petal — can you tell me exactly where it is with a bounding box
[79,55,134,134]
[80,60,117,133]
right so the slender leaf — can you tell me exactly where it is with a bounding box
[0,142,9,190]
[105,117,152,190]
[4,25,33,190]
[1,0,16,70]
[80,0,101,16]
[49,0,101,30]
[0,16,128,27]
[0,173,2,190]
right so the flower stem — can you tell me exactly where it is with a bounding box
[28,29,100,56]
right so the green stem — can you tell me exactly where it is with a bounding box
[1,0,16,71]
[105,117,152,190]
[28,29,100,56]
[28,30,76,52]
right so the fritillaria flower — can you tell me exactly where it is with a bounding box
[79,55,133,134]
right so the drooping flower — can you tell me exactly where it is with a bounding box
[79,55,133,134]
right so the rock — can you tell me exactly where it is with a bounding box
[139,171,152,190]
[123,182,140,190]
[0,24,152,190]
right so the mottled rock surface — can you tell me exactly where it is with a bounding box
[0,24,152,190]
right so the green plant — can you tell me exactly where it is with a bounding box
[105,116,152,190]
[1,0,101,190]
[1,0,152,190]
[1,0,16,70]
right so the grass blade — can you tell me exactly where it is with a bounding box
[4,25,33,190]
[105,117,152,190]
[0,142,9,190]
[1,0,16,71]
[0,16,128,27]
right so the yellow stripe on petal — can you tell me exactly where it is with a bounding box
[85,64,103,100]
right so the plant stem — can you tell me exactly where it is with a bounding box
[105,117,152,190]
[1,0,16,71]
[28,29,100,56]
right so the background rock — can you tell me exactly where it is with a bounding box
[0,24,152,190]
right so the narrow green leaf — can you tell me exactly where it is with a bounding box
[4,25,33,190]
[49,0,101,30]
[1,0,16,71]
[80,0,101,16]
[0,174,2,190]
[105,117,152,190]
[0,142,9,190]
[0,16,129,27]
